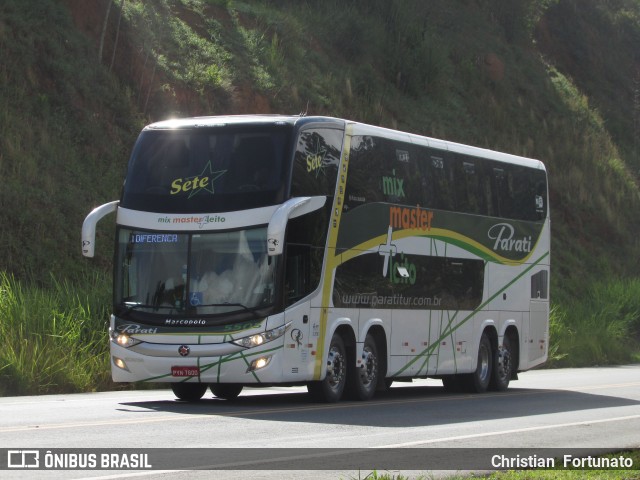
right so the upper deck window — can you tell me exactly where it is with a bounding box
[290,127,342,197]
[344,135,547,222]
[121,125,293,213]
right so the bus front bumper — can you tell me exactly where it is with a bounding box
[110,340,286,384]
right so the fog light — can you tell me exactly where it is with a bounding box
[113,356,128,371]
[247,356,271,372]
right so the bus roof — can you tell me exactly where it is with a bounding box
[143,115,343,130]
[144,115,545,171]
[349,120,545,171]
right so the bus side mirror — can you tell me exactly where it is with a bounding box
[267,196,326,256]
[82,200,119,258]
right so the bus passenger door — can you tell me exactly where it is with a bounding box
[282,243,313,381]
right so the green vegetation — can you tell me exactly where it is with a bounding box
[0,0,139,283]
[550,278,640,366]
[0,272,111,395]
[0,0,639,394]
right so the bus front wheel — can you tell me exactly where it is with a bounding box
[307,333,347,402]
[211,384,243,400]
[171,382,207,402]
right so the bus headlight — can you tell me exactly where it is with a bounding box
[232,322,291,349]
[110,329,142,348]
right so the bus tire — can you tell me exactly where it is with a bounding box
[348,334,379,401]
[442,375,463,392]
[377,378,393,392]
[490,335,513,391]
[462,333,492,393]
[171,382,207,402]
[307,333,347,403]
[211,384,243,400]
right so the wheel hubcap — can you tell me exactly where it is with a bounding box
[360,347,377,386]
[498,346,511,380]
[479,345,490,382]
[326,346,345,389]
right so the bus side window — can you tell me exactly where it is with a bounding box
[533,170,548,220]
[453,156,486,216]
[285,244,311,305]
[510,165,541,221]
[420,150,455,211]
[381,139,420,206]
[492,166,513,218]
[531,270,549,299]
[291,128,341,197]
[343,135,381,211]
[284,206,329,306]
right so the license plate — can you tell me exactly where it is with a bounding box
[171,366,200,377]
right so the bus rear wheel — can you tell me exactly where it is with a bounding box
[307,333,347,403]
[462,333,492,393]
[348,334,379,401]
[171,382,207,401]
[490,335,513,391]
[211,384,243,400]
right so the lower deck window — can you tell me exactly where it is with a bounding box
[333,253,484,310]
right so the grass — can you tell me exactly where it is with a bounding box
[0,272,112,396]
[548,278,640,367]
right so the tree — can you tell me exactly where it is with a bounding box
[98,0,113,62]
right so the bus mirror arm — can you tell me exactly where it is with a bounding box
[81,200,119,258]
[267,196,326,256]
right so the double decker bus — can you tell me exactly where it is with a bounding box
[82,115,549,402]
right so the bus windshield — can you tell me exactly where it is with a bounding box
[115,227,278,316]
[121,125,292,213]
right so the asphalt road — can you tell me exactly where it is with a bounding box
[1,365,639,479]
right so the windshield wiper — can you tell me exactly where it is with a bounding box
[120,302,265,319]
[194,302,262,318]
[121,303,183,313]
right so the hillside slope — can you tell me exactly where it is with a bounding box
[2,0,639,293]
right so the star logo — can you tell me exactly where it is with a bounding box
[170,161,226,199]
[178,345,190,357]
[306,137,328,179]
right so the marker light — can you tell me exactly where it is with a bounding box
[232,322,291,349]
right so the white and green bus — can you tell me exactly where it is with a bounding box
[82,115,550,402]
